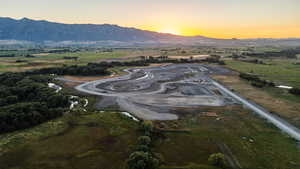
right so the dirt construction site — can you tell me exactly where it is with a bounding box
[76,64,238,120]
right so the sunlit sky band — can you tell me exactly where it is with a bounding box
[2,0,300,38]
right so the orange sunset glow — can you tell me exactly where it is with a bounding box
[1,0,300,38]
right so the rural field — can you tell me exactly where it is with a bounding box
[1,99,299,169]
[1,0,300,168]
[1,46,300,169]
[219,59,300,128]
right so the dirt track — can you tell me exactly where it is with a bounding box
[76,64,237,120]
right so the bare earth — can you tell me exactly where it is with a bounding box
[75,64,237,120]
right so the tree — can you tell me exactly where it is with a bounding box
[127,151,159,169]
[138,136,151,146]
[135,145,150,152]
[208,153,226,168]
[140,121,154,136]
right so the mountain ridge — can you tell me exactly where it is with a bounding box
[0,17,211,42]
[0,17,299,47]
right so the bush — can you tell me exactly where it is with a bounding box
[127,151,159,169]
[140,121,154,136]
[208,153,226,168]
[138,136,151,146]
[135,145,150,152]
[289,88,300,96]
[251,82,265,88]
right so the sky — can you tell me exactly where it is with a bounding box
[1,0,300,38]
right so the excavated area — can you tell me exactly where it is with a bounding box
[76,64,238,120]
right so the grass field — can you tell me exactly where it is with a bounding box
[225,59,300,88]
[0,50,130,72]
[35,51,127,61]
[0,47,231,73]
[224,59,300,107]
[155,106,300,169]
[0,111,139,169]
[1,105,299,169]
[213,74,300,127]
[1,50,300,169]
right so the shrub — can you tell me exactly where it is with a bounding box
[140,121,154,136]
[208,153,226,168]
[127,151,159,169]
[289,88,300,96]
[138,136,151,146]
[135,145,150,152]
[251,82,265,88]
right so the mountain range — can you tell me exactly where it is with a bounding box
[0,17,299,47]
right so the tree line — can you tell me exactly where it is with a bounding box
[239,72,300,97]
[28,60,149,76]
[239,73,275,88]
[244,47,300,59]
[127,121,161,169]
[27,56,224,77]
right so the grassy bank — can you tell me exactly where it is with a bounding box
[0,111,139,169]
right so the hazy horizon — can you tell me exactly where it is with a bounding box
[2,0,300,39]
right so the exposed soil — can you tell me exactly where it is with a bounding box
[76,64,238,120]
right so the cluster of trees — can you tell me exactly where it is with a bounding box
[140,55,225,65]
[29,60,150,76]
[127,121,161,169]
[244,48,300,59]
[204,55,226,65]
[0,72,69,133]
[0,54,16,57]
[239,73,275,88]
[237,58,265,65]
[47,48,77,53]
[63,56,79,61]
[24,54,35,58]
[289,88,300,96]
[30,64,110,76]
[0,54,35,58]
